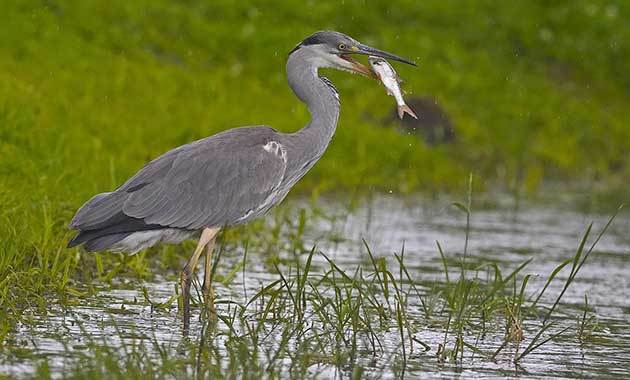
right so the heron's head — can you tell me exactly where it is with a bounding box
[289,31,415,76]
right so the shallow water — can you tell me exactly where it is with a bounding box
[3,196,630,378]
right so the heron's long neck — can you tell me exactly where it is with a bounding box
[285,52,340,159]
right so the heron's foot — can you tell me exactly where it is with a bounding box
[180,270,192,333]
[202,282,216,318]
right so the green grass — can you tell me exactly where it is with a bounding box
[2,1,630,198]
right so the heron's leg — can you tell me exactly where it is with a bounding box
[180,227,219,331]
[202,234,218,315]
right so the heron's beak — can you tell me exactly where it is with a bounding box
[339,43,416,77]
[354,44,416,66]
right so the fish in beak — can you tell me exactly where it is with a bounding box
[340,44,416,76]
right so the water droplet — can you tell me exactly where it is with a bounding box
[539,28,553,42]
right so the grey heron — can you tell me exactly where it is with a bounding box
[67,31,415,329]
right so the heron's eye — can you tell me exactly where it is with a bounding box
[338,43,346,50]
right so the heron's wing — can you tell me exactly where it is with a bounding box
[120,127,287,229]
[69,145,185,230]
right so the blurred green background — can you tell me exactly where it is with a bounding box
[1,0,629,209]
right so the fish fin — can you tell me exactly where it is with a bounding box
[398,104,418,120]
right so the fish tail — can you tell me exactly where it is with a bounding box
[398,104,418,119]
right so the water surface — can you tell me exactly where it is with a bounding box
[3,196,629,378]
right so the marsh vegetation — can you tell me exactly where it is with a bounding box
[2,192,629,378]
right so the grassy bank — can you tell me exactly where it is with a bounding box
[2,1,630,199]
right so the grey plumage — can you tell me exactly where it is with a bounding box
[69,127,290,252]
[119,127,286,229]
[68,31,414,254]
[83,233,132,252]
